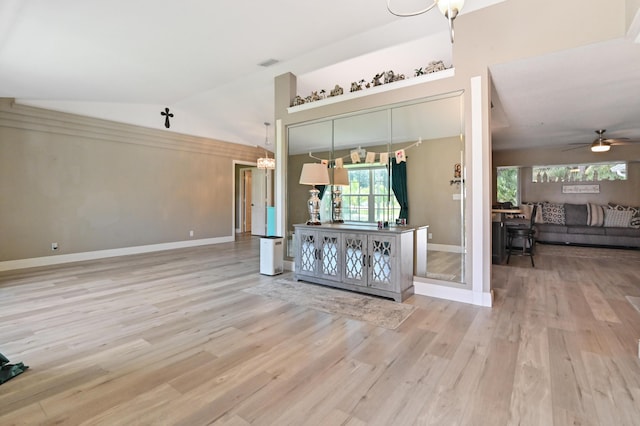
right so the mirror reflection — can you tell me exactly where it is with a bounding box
[287,92,465,284]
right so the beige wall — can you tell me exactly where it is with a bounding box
[493,145,640,206]
[0,99,263,262]
[408,137,464,246]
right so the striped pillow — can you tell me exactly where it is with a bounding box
[522,201,544,223]
[587,203,605,227]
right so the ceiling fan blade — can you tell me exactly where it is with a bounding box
[609,139,640,145]
[603,137,629,143]
[562,145,589,152]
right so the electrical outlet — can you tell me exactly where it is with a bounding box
[51,242,58,251]
[189,230,194,237]
[428,233,433,240]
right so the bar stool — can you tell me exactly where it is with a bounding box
[506,204,537,267]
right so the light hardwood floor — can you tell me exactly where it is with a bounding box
[1,237,639,425]
[425,250,465,283]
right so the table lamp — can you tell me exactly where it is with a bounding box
[331,167,349,223]
[299,163,330,225]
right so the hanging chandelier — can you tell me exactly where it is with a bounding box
[386,0,465,43]
[257,122,276,170]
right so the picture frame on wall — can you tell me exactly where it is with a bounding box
[562,184,600,194]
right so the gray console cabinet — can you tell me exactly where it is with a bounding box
[294,224,415,302]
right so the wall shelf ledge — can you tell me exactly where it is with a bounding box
[287,68,455,114]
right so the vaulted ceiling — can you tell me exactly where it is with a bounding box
[1,0,639,153]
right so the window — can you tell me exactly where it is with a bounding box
[532,162,627,183]
[341,165,401,223]
[496,166,519,206]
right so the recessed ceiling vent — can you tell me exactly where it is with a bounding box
[258,58,279,67]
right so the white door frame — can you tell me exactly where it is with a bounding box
[232,160,256,238]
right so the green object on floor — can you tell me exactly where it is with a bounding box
[0,352,29,385]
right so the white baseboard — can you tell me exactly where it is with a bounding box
[0,236,234,272]
[284,260,295,272]
[427,244,465,253]
[413,279,492,307]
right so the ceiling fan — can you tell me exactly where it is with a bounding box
[566,129,640,152]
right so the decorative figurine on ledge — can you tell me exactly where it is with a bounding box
[291,95,305,107]
[383,70,405,84]
[426,60,446,73]
[329,84,344,97]
[372,72,384,86]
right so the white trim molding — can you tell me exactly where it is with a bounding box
[0,237,234,272]
[413,279,492,306]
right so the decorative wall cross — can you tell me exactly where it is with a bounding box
[161,107,174,128]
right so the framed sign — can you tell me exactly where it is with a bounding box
[562,184,600,194]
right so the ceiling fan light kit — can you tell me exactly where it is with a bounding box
[565,129,639,152]
[590,141,611,152]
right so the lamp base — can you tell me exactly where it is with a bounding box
[306,187,322,225]
[332,187,344,223]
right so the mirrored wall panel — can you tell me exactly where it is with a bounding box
[287,91,465,284]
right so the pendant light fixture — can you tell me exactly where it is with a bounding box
[386,0,465,43]
[257,122,276,169]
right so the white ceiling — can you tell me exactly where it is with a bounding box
[490,37,640,151]
[1,0,639,153]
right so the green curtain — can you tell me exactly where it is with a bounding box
[317,185,326,200]
[391,160,408,220]
[317,185,327,221]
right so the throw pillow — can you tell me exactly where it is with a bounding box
[522,201,544,223]
[542,202,565,225]
[519,204,532,220]
[564,203,588,226]
[587,203,605,227]
[603,208,633,228]
[607,203,640,229]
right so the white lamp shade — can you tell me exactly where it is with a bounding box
[299,163,330,185]
[332,167,349,186]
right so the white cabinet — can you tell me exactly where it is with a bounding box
[294,224,414,302]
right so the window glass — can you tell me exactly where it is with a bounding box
[532,162,627,182]
[342,165,400,223]
[496,166,519,206]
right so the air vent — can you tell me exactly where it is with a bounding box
[258,58,279,67]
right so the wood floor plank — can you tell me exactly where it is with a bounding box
[0,238,639,425]
[547,327,599,424]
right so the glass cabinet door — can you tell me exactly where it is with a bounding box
[318,232,341,281]
[342,233,366,286]
[297,230,317,276]
[368,235,396,291]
